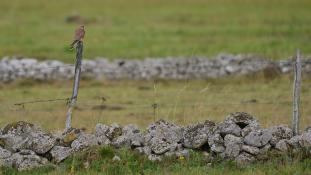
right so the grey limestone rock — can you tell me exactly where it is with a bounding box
[49,146,73,163]
[183,120,215,149]
[269,125,293,147]
[224,134,243,158]
[71,133,98,151]
[244,129,272,147]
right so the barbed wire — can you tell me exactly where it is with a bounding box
[1,97,308,112]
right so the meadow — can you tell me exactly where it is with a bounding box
[0,0,311,61]
[1,146,311,175]
[0,74,310,132]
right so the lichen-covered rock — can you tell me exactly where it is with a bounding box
[11,150,48,171]
[49,146,73,163]
[95,123,110,137]
[125,124,144,146]
[0,147,12,167]
[2,121,38,135]
[144,120,183,155]
[0,134,28,152]
[97,136,111,146]
[221,112,260,137]
[269,125,293,147]
[298,132,311,148]
[242,145,260,155]
[71,134,98,151]
[235,152,255,165]
[208,133,225,153]
[111,124,143,148]
[244,129,272,147]
[106,123,122,140]
[275,139,289,152]
[0,147,12,159]
[0,121,56,154]
[29,132,56,154]
[183,120,215,149]
[217,122,241,137]
[287,135,302,149]
[224,134,243,158]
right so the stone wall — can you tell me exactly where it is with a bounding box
[0,112,310,171]
[1,54,311,82]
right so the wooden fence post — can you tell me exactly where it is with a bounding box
[292,49,302,135]
[65,41,83,130]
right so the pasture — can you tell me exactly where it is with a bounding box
[0,0,311,60]
[0,74,310,132]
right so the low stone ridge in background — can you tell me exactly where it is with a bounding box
[0,112,311,171]
[0,54,310,82]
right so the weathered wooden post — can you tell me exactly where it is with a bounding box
[292,49,302,135]
[66,41,83,130]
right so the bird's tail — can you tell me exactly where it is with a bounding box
[70,40,79,49]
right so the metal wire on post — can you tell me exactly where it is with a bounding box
[65,41,83,130]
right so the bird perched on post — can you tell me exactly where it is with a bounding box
[70,25,85,49]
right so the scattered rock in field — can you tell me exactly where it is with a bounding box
[134,146,152,155]
[148,154,162,162]
[112,155,121,162]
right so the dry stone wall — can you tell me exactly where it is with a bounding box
[1,54,311,82]
[0,112,311,171]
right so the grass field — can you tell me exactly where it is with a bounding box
[1,146,311,175]
[0,0,311,61]
[0,74,310,132]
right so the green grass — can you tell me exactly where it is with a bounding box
[0,0,310,61]
[1,146,311,175]
[0,73,310,132]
